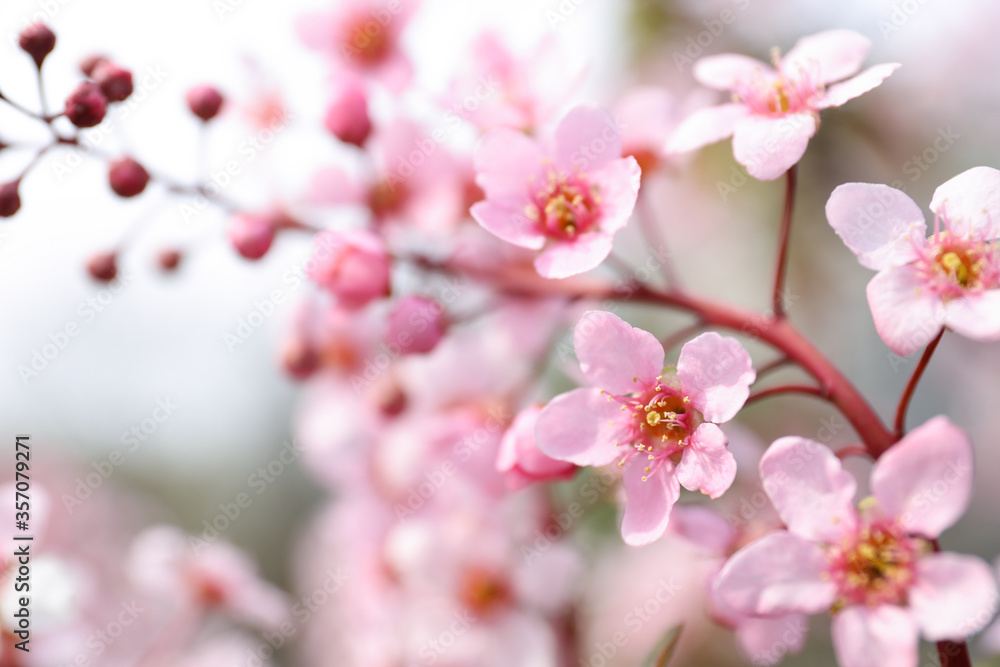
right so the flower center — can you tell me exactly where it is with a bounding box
[603,376,700,482]
[345,18,392,65]
[733,50,822,116]
[827,517,919,609]
[369,178,406,216]
[916,227,999,298]
[526,171,601,240]
[458,567,510,616]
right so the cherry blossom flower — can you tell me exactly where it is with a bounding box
[826,166,1000,355]
[535,311,755,545]
[496,405,576,491]
[471,105,642,278]
[297,0,416,92]
[714,416,998,667]
[308,229,392,310]
[667,29,899,180]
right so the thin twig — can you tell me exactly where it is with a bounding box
[771,165,797,319]
[893,330,944,438]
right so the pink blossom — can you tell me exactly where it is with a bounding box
[296,0,415,92]
[227,212,275,260]
[471,106,642,278]
[385,295,447,355]
[535,311,755,545]
[496,405,576,490]
[667,30,899,180]
[127,525,290,632]
[714,417,998,667]
[324,74,372,147]
[308,229,391,309]
[827,166,1000,355]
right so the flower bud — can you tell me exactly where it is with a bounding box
[307,229,391,309]
[92,61,133,102]
[87,252,118,282]
[497,405,576,490]
[108,157,150,198]
[385,296,447,355]
[0,181,22,218]
[227,213,275,260]
[323,78,371,147]
[186,85,224,122]
[79,54,107,78]
[281,336,319,380]
[157,249,182,272]
[65,82,107,128]
[18,23,55,69]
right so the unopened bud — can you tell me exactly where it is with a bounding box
[87,252,118,282]
[323,78,371,147]
[0,181,21,218]
[386,296,447,355]
[18,23,56,69]
[282,337,319,380]
[185,85,224,122]
[65,82,107,128]
[92,61,133,102]
[108,157,150,198]
[157,249,182,272]
[79,54,108,78]
[227,213,275,260]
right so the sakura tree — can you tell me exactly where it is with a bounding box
[4,3,1000,666]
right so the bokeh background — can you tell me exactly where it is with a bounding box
[2,0,1000,664]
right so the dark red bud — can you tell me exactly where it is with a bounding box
[87,252,118,282]
[79,54,108,78]
[157,249,182,272]
[65,82,108,128]
[92,61,133,102]
[185,85,224,122]
[0,181,21,218]
[18,23,56,69]
[108,157,150,198]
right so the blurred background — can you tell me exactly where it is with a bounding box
[2,0,1000,665]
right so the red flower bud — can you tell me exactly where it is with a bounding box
[157,249,182,272]
[92,61,133,102]
[227,213,275,260]
[0,181,21,218]
[79,54,108,78]
[185,85,224,122]
[281,337,320,380]
[323,78,372,147]
[18,23,55,69]
[108,157,150,198]
[65,82,107,128]
[87,252,118,282]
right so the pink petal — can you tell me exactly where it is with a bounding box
[474,128,545,200]
[713,531,836,615]
[735,615,809,666]
[591,156,641,235]
[534,388,631,466]
[620,456,679,546]
[818,63,901,109]
[306,166,367,205]
[930,166,1000,240]
[670,505,734,553]
[870,416,973,539]
[832,605,918,667]
[677,423,736,498]
[295,13,333,50]
[693,54,774,91]
[825,183,926,271]
[783,29,871,85]
[573,310,664,395]
[760,436,858,543]
[665,104,749,154]
[944,290,1000,341]
[676,332,755,423]
[614,86,676,150]
[732,113,817,181]
[866,265,946,357]
[470,201,545,250]
[533,233,615,278]
[498,405,576,480]
[553,105,622,173]
[910,552,999,641]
